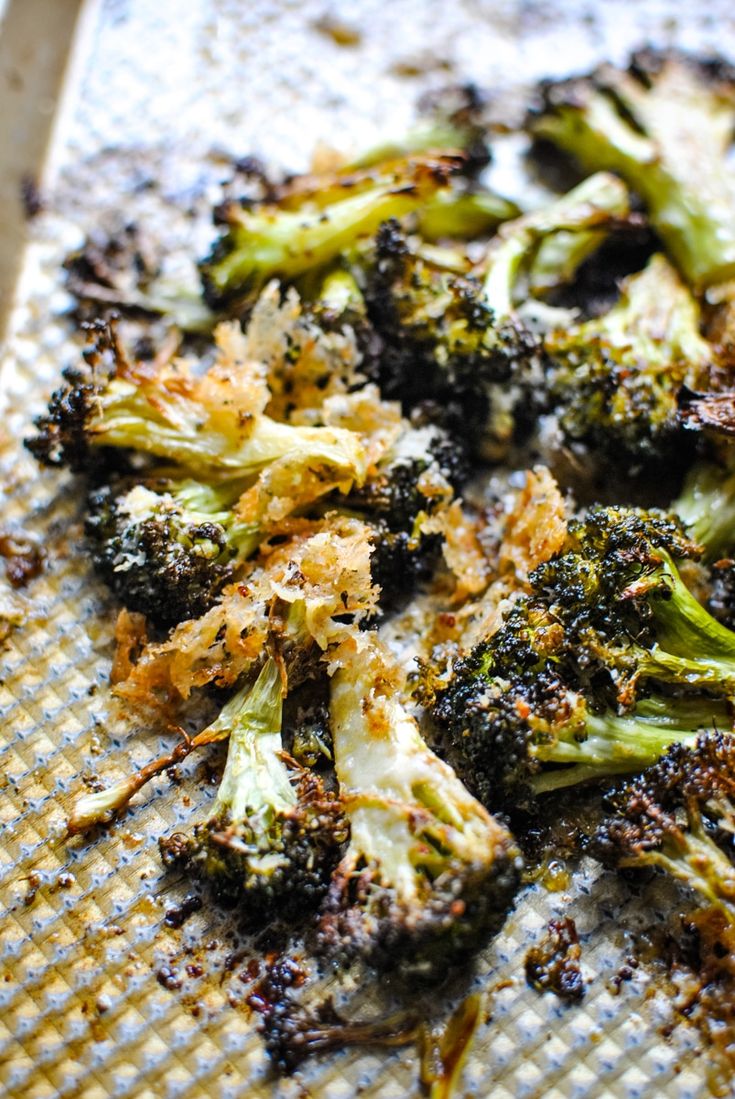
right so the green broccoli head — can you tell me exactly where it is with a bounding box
[593,732,735,925]
[530,49,735,289]
[316,638,522,978]
[544,254,713,467]
[86,479,261,625]
[160,658,348,915]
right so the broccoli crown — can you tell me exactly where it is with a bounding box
[86,480,259,625]
[200,153,462,310]
[25,322,121,470]
[544,255,711,466]
[364,219,528,403]
[594,732,735,921]
[434,504,735,807]
[316,638,522,977]
[527,506,735,702]
[160,658,348,915]
[530,49,735,288]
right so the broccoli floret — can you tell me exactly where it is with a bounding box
[364,173,629,458]
[200,154,462,310]
[434,651,724,809]
[594,732,735,926]
[160,657,347,914]
[26,320,367,507]
[86,479,261,624]
[528,506,735,703]
[530,49,735,289]
[316,637,522,977]
[543,254,712,467]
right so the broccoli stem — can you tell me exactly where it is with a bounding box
[674,462,735,560]
[417,190,520,242]
[531,697,711,794]
[636,551,735,693]
[212,657,293,825]
[481,172,629,318]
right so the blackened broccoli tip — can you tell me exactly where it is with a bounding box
[593,731,735,924]
[199,153,463,310]
[315,639,522,977]
[530,49,735,289]
[85,479,259,625]
[543,254,711,465]
[160,657,348,914]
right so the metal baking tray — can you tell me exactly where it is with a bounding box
[2,2,735,1096]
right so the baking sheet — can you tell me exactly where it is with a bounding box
[2,2,735,1097]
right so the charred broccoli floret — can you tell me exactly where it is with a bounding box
[200,154,462,310]
[530,49,735,289]
[434,504,735,807]
[544,254,712,467]
[364,173,629,457]
[316,638,522,977]
[26,320,366,508]
[527,506,735,703]
[435,651,724,809]
[594,732,735,927]
[85,479,261,624]
[160,657,347,913]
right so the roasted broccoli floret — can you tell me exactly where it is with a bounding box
[85,478,261,624]
[435,653,725,808]
[527,506,735,703]
[316,637,522,976]
[160,657,347,913]
[26,320,367,508]
[530,49,735,289]
[342,422,468,605]
[594,732,735,928]
[543,254,712,467]
[434,504,735,807]
[364,173,629,458]
[200,154,462,310]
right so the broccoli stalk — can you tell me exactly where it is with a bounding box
[481,171,630,319]
[530,50,735,288]
[317,637,521,975]
[161,656,347,911]
[200,154,462,309]
[594,732,735,926]
[674,460,735,560]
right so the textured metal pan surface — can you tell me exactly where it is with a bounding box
[2,3,735,1097]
